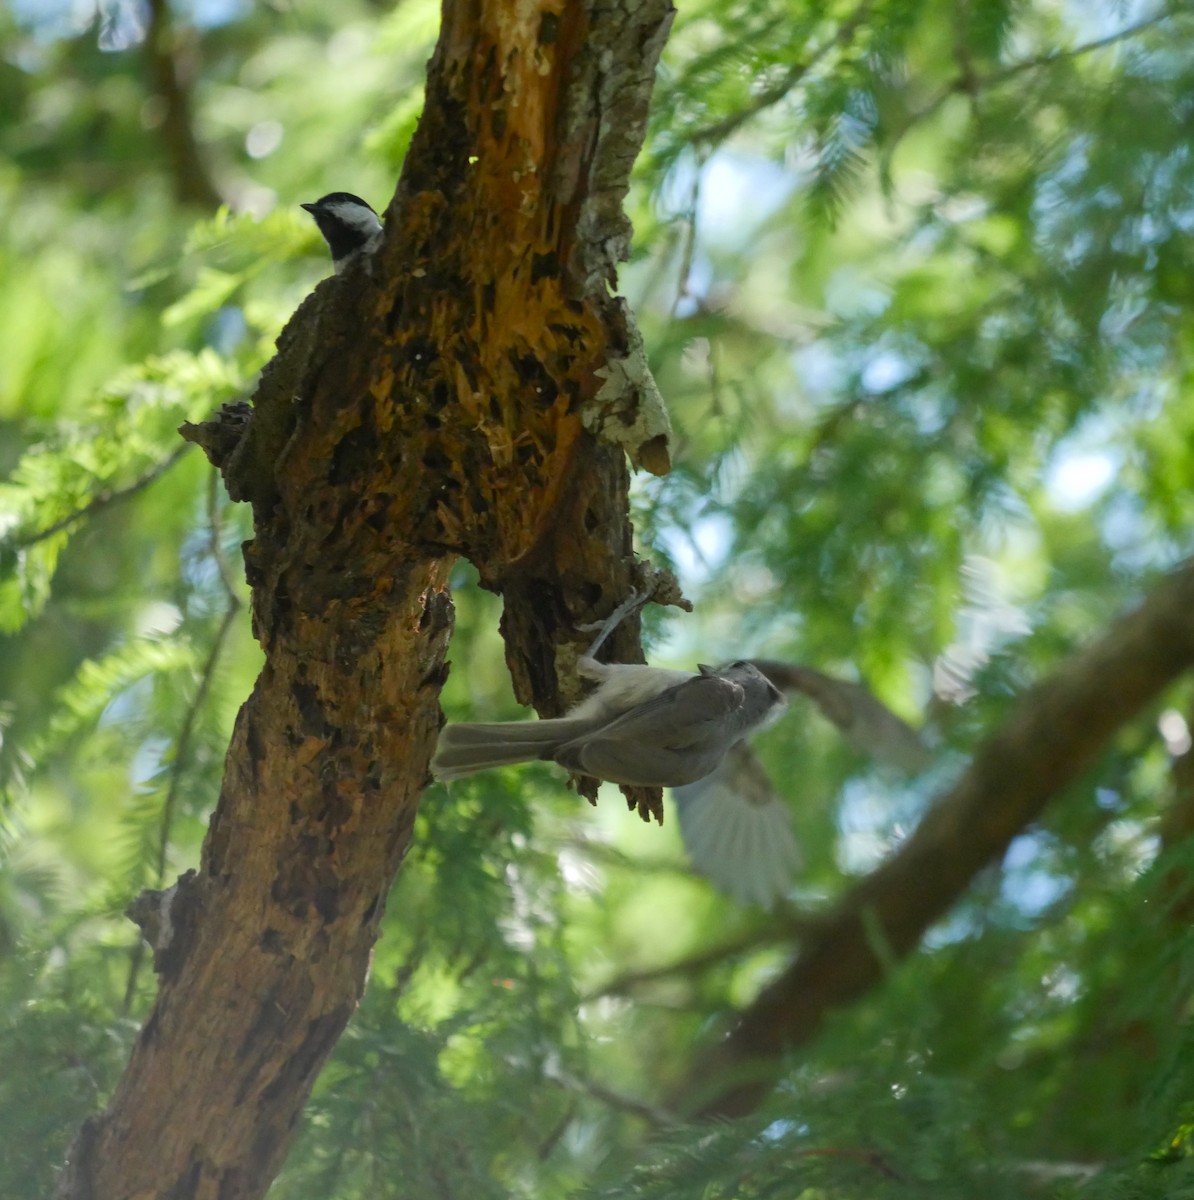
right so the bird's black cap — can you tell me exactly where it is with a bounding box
[301,193,382,265]
[301,191,376,214]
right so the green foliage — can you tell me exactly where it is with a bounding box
[0,351,242,628]
[5,0,1194,1197]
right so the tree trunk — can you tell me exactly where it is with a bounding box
[55,2,675,1196]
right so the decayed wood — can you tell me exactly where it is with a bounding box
[681,559,1194,1119]
[56,2,675,1197]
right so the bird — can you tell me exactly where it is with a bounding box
[301,192,383,273]
[432,655,788,789]
[434,652,797,906]
[433,594,929,908]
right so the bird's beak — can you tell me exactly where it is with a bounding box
[300,202,317,213]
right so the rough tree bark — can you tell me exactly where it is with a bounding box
[55,2,675,1197]
[681,558,1194,1118]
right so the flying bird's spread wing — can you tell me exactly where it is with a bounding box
[674,741,802,908]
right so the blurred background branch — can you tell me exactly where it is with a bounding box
[144,0,223,208]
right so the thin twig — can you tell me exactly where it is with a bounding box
[10,446,189,551]
[704,332,725,425]
[122,469,241,1012]
[990,6,1187,87]
[536,1098,579,1161]
[582,915,811,1002]
[669,146,706,320]
[687,1,877,149]
[149,469,241,894]
[886,5,1192,158]
[795,1146,905,1182]
[543,1064,680,1129]
[203,467,242,606]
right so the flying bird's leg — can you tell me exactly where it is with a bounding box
[576,589,649,657]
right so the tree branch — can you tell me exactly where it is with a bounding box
[582,914,812,1002]
[681,558,1194,1118]
[122,470,242,1012]
[144,0,223,209]
[984,6,1188,87]
[543,1063,680,1130]
[883,6,1193,159]
[7,445,189,552]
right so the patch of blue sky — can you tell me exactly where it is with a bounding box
[834,776,932,876]
[696,151,797,247]
[1044,448,1117,512]
[860,347,917,395]
[98,673,153,729]
[12,0,247,46]
[654,511,734,590]
[999,832,1070,918]
[130,733,171,790]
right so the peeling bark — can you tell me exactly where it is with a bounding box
[57,2,675,1197]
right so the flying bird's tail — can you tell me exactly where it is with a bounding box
[431,717,593,781]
